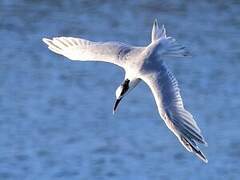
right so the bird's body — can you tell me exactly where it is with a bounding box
[43,19,208,163]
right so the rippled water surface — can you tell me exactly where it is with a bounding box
[0,0,240,179]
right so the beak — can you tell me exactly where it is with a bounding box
[113,97,122,114]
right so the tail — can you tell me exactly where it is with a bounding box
[151,19,190,58]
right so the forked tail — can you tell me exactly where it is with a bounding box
[151,19,190,58]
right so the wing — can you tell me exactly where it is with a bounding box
[42,37,135,67]
[140,61,208,163]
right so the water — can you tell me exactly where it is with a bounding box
[0,0,240,179]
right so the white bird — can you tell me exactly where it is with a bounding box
[42,19,208,163]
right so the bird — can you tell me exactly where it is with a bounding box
[42,19,208,163]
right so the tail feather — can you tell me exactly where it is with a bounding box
[151,19,166,42]
[151,19,190,58]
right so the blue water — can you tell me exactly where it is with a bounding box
[0,0,240,179]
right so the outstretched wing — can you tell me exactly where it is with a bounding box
[42,37,134,67]
[140,61,208,163]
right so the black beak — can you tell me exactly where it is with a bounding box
[113,79,130,114]
[113,97,123,114]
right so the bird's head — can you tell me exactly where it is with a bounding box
[113,78,140,114]
[113,79,130,114]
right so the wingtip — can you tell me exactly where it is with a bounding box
[198,152,208,163]
[192,145,208,163]
[195,146,208,163]
[42,37,48,42]
[203,139,208,147]
[42,38,52,45]
[179,136,208,164]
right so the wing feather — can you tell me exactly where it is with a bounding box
[141,61,208,163]
[43,37,134,67]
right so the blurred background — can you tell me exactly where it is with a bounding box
[0,0,239,179]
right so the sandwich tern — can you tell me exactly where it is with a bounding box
[43,19,208,163]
